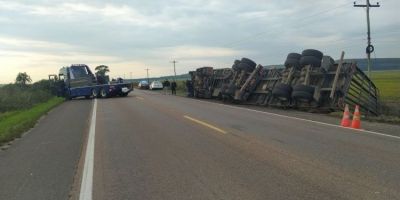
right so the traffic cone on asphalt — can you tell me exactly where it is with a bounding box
[340,104,351,127]
[351,105,361,129]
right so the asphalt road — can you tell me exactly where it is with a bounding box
[1,90,400,200]
[0,100,92,200]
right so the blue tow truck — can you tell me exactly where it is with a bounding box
[50,64,133,100]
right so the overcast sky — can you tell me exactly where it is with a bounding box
[0,0,398,83]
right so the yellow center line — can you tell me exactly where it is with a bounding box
[183,115,227,134]
[136,96,145,100]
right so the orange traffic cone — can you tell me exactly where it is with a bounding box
[340,104,351,127]
[351,105,361,129]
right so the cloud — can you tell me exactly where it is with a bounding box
[0,0,399,83]
[154,45,250,60]
[0,35,75,51]
[0,1,191,28]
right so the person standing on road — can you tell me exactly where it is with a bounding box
[171,81,177,95]
[163,79,170,95]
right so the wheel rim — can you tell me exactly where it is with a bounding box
[92,90,97,97]
[101,89,106,97]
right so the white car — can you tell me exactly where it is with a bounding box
[149,81,163,90]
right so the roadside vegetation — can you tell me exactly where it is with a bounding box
[371,70,400,102]
[369,70,400,122]
[0,72,63,144]
[0,97,63,144]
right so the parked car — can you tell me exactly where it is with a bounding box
[150,81,163,90]
[138,80,149,89]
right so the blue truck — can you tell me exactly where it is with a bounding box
[50,64,133,100]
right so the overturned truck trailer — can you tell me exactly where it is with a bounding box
[220,58,265,102]
[191,50,380,116]
[210,68,233,99]
[191,67,214,98]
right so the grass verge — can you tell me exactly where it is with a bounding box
[0,97,64,144]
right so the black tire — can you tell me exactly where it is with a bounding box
[272,83,292,100]
[238,62,255,72]
[301,49,323,60]
[65,92,72,100]
[292,91,313,102]
[293,84,315,94]
[217,92,222,100]
[241,58,257,69]
[287,53,302,60]
[232,63,240,71]
[120,93,128,97]
[233,60,241,65]
[232,60,241,71]
[91,89,97,98]
[284,58,300,68]
[100,88,108,98]
[300,56,321,67]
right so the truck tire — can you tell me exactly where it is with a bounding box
[301,49,323,60]
[238,62,255,72]
[241,58,257,69]
[300,56,321,67]
[232,60,241,70]
[91,89,98,98]
[100,88,108,98]
[293,84,315,94]
[272,83,292,100]
[65,91,72,100]
[284,58,300,68]
[292,91,313,102]
[65,95,72,100]
[287,53,302,60]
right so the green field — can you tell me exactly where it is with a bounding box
[371,70,400,102]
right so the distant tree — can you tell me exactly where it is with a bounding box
[95,65,110,76]
[15,72,32,86]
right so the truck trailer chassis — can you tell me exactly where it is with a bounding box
[190,50,380,116]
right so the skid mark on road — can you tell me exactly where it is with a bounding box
[184,115,227,134]
[79,99,97,200]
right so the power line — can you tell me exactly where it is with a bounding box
[222,2,350,48]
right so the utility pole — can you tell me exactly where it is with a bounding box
[354,0,380,78]
[170,60,178,81]
[130,72,132,80]
[145,68,150,84]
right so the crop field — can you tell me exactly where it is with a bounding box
[371,70,400,102]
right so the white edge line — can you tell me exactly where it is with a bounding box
[190,98,400,140]
[79,98,97,200]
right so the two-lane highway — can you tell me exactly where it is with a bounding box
[89,90,400,199]
[1,90,399,200]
